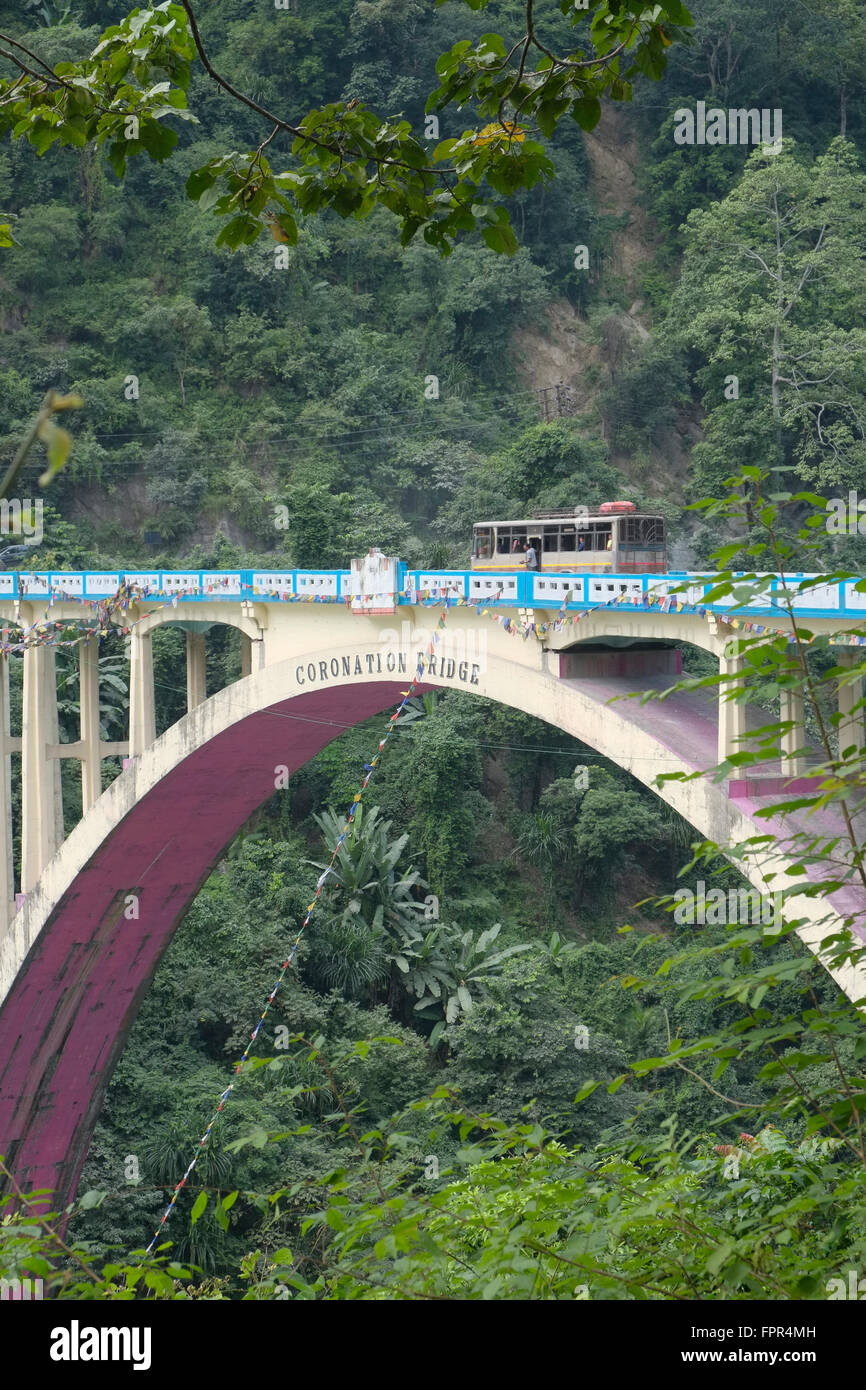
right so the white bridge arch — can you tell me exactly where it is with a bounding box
[0,573,864,1210]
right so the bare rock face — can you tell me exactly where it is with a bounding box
[508,103,704,505]
[600,309,650,381]
[511,102,658,409]
[512,297,602,406]
[582,104,659,297]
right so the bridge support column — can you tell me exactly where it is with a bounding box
[79,637,102,814]
[780,688,806,777]
[186,632,207,711]
[0,657,13,934]
[717,639,746,765]
[21,643,63,893]
[129,626,156,758]
[240,633,252,678]
[836,649,865,757]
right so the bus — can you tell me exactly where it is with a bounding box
[470,503,667,574]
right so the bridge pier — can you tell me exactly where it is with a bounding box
[186,632,207,711]
[780,688,807,777]
[129,625,156,758]
[717,639,746,764]
[0,658,13,934]
[20,643,63,894]
[837,650,865,757]
[79,638,102,814]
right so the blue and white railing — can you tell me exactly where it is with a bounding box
[1,569,865,620]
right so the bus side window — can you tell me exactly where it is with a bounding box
[595,525,612,551]
[474,527,493,559]
[496,528,511,555]
[560,527,576,552]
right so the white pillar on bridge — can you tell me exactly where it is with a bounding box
[779,687,806,777]
[129,625,156,758]
[79,637,102,815]
[21,643,64,894]
[836,649,865,758]
[186,632,207,711]
[717,638,747,765]
[0,656,14,934]
[240,632,252,679]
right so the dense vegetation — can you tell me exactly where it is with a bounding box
[1,0,866,1303]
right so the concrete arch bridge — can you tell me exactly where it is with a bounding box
[0,563,864,1209]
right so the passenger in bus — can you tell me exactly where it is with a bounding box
[525,541,539,571]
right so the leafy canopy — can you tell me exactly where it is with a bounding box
[0,0,693,254]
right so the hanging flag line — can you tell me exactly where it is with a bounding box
[0,581,149,656]
[142,602,452,1257]
[7,578,866,658]
[0,579,519,655]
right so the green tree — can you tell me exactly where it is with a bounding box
[0,0,693,256]
[799,0,866,139]
[396,696,487,895]
[54,644,128,742]
[304,803,427,1001]
[669,138,866,492]
[395,920,531,1046]
[501,419,618,505]
[118,295,212,406]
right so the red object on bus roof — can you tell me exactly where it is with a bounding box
[599,500,636,514]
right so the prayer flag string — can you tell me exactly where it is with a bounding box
[5,578,866,658]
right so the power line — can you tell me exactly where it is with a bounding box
[7,409,658,484]
[41,387,547,445]
[6,403,683,469]
[4,421,545,484]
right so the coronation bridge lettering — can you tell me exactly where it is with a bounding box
[294,651,481,687]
